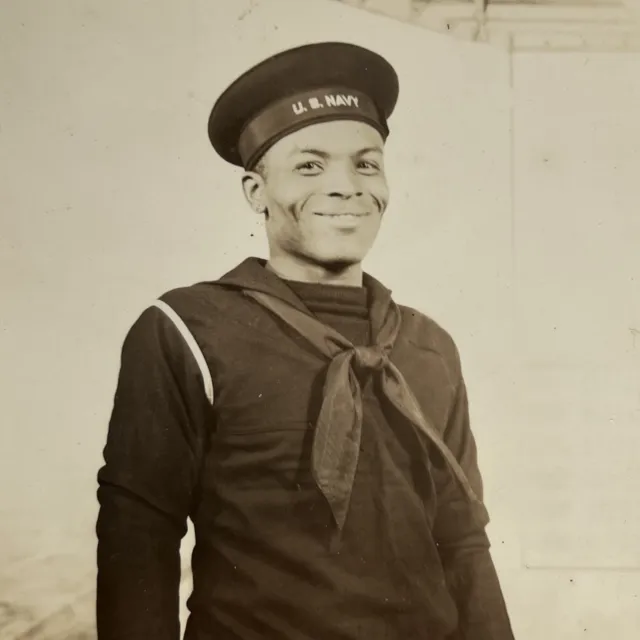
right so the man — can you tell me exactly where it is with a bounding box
[96,42,514,640]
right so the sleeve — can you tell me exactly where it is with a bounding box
[432,355,515,640]
[96,304,212,640]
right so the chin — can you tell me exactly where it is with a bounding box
[318,258,360,273]
[313,249,368,271]
[295,240,373,273]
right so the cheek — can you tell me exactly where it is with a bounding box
[265,180,313,219]
[369,177,390,212]
[265,185,316,244]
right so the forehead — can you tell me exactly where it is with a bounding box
[265,120,385,162]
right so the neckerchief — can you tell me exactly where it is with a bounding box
[216,262,488,535]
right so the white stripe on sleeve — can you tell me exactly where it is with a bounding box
[152,300,214,406]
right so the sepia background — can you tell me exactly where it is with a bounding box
[1,0,639,637]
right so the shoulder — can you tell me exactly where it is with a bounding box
[117,283,222,403]
[118,279,236,358]
[144,278,246,349]
[138,280,236,353]
[397,303,463,381]
[123,278,246,339]
[155,280,235,320]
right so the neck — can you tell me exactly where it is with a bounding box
[266,255,363,286]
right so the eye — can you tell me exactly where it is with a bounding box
[295,160,323,174]
[358,160,381,173]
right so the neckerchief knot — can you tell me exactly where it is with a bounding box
[352,345,388,372]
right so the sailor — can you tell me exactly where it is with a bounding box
[96,41,515,640]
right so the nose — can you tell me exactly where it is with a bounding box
[325,166,363,199]
[329,188,363,199]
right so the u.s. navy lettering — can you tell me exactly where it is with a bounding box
[292,101,308,115]
[325,94,359,108]
[291,93,360,116]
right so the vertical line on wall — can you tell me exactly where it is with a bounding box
[507,33,518,360]
[506,33,528,573]
[508,34,516,296]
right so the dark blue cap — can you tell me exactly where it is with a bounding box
[208,42,399,169]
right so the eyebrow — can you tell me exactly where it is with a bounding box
[358,146,384,156]
[289,146,383,158]
[291,148,330,159]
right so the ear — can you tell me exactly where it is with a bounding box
[241,171,267,215]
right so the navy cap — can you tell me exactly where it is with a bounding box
[208,42,399,169]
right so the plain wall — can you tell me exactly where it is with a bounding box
[1,0,638,638]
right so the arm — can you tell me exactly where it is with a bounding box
[96,305,211,640]
[433,368,514,640]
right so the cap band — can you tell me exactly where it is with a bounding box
[238,86,387,169]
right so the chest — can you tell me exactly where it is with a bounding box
[199,308,455,468]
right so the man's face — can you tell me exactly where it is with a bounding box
[246,119,390,271]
